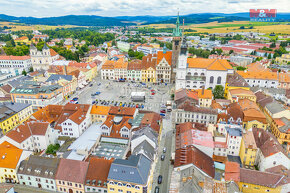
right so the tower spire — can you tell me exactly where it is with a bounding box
[173,11,182,37]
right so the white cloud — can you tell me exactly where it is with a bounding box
[0,0,288,17]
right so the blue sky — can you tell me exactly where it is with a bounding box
[0,0,289,17]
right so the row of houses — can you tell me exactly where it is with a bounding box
[101,50,173,83]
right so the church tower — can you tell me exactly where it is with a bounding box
[172,12,182,68]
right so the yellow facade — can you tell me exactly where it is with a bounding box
[239,182,281,193]
[107,181,143,193]
[199,98,212,108]
[0,168,18,183]
[271,120,290,145]
[17,105,33,124]
[243,120,268,130]
[239,138,257,166]
[15,37,30,45]
[141,67,156,83]
[224,83,250,98]
[0,113,20,134]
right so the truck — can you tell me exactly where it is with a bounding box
[131,92,145,102]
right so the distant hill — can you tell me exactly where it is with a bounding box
[0,14,136,26]
[0,12,289,27]
[148,13,248,25]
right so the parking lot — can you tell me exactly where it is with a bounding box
[77,76,174,113]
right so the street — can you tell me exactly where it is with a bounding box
[151,111,175,193]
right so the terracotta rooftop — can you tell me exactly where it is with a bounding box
[55,158,89,184]
[240,168,289,188]
[0,55,31,60]
[157,50,172,66]
[174,146,215,178]
[178,101,218,115]
[141,54,157,70]
[225,161,240,182]
[196,88,213,99]
[229,88,255,96]
[237,71,278,81]
[242,130,257,149]
[90,105,110,116]
[0,141,23,169]
[6,121,50,143]
[85,157,114,188]
[108,106,136,118]
[140,112,162,133]
[187,58,233,71]
[176,122,207,136]
[102,115,132,139]
[127,59,142,71]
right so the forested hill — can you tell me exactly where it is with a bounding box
[0,14,135,26]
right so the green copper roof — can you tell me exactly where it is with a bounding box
[173,12,182,37]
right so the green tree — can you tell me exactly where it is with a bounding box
[267,54,272,59]
[270,42,276,48]
[216,48,223,55]
[29,67,34,72]
[236,66,246,71]
[46,144,60,155]
[239,26,245,29]
[22,70,27,76]
[213,85,224,99]
[229,50,234,54]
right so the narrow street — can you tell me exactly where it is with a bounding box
[151,112,175,193]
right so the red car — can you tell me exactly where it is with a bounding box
[151,89,155,92]
[160,109,166,113]
[151,92,155,95]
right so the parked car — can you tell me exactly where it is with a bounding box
[97,83,101,86]
[89,84,93,87]
[141,105,144,109]
[157,175,162,184]
[160,109,166,114]
[75,101,79,104]
[151,92,155,95]
[95,92,101,95]
[161,155,165,161]
[161,104,166,108]
[72,97,78,101]
[160,113,165,117]
[92,101,96,104]
[154,187,160,193]
[163,147,166,153]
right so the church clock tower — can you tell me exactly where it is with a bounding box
[172,12,182,68]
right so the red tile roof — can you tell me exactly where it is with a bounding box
[225,161,240,182]
[157,50,172,66]
[0,55,30,60]
[102,115,132,139]
[240,168,289,188]
[6,121,50,143]
[69,61,89,68]
[174,146,215,178]
[140,112,162,133]
[176,122,207,136]
[56,158,89,184]
[108,106,136,118]
[50,49,58,57]
[85,157,114,188]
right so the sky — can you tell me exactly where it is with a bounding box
[0,0,289,17]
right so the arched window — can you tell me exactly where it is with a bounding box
[194,72,198,76]
[217,76,222,84]
[187,72,191,76]
[210,76,214,83]
[201,73,205,76]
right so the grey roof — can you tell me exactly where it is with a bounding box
[226,127,242,137]
[8,76,33,88]
[131,126,158,145]
[265,101,286,114]
[42,43,49,50]
[0,105,16,122]
[1,102,31,113]
[132,140,156,161]
[108,154,152,185]
[11,84,62,95]
[30,43,37,50]
[278,117,290,133]
[17,155,60,179]
[46,74,73,83]
[227,73,249,87]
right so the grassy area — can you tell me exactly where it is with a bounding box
[0,22,80,31]
[145,21,290,34]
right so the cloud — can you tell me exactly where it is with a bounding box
[0,0,288,17]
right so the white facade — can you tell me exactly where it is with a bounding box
[226,133,242,156]
[175,109,218,125]
[156,57,171,83]
[60,114,91,138]
[0,125,59,151]
[30,45,59,71]
[0,56,32,72]
[257,151,290,172]
[114,68,127,80]
[137,46,158,55]
[245,78,279,88]
[101,69,114,80]
[18,174,57,192]
[127,70,141,81]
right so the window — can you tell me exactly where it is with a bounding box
[210,76,214,83]
[217,76,222,84]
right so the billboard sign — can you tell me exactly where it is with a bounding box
[249,9,277,22]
